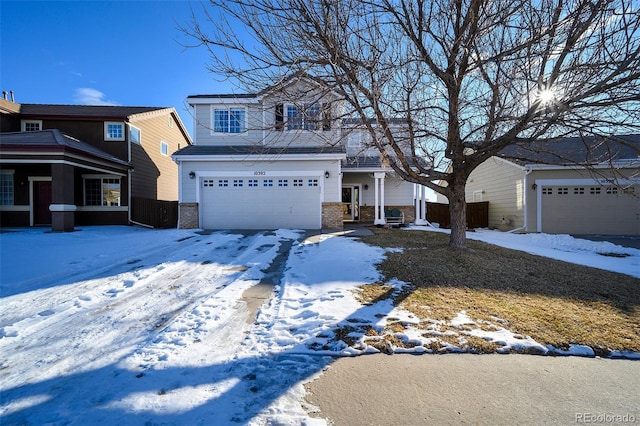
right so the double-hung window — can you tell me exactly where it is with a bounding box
[213,107,246,133]
[84,176,121,206]
[0,171,14,205]
[281,103,329,131]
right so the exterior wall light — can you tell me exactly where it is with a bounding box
[364,184,369,190]
[189,171,196,179]
[325,171,330,178]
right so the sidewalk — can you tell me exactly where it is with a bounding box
[305,353,640,425]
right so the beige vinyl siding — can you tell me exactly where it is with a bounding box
[466,157,527,230]
[131,112,187,201]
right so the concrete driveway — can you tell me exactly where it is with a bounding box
[305,353,640,425]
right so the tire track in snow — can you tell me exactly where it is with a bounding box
[0,231,284,390]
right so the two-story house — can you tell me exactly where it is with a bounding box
[0,98,192,231]
[173,76,429,230]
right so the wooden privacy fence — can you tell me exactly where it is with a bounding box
[131,197,178,229]
[426,201,488,229]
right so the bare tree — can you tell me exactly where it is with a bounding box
[182,0,640,249]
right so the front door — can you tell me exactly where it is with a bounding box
[342,186,360,222]
[33,180,52,225]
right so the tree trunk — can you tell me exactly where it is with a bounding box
[448,177,468,250]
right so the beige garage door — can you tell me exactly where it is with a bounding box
[200,176,321,230]
[541,185,640,235]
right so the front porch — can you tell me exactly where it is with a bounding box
[341,170,429,227]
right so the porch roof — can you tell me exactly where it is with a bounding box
[0,129,130,168]
[342,155,386,171]
[342,154,428,172]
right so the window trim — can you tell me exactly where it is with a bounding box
[129,124,142,145]
[104,122,125,141]
[21,120,42,132]
[284,102,328,131]
[210,106,247,135]
[0,170,15,206]
[82,174,122,207]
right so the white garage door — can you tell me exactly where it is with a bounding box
[541,184,640,235]
[200,176,322,229]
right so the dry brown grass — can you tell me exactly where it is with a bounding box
[356,228,640,355]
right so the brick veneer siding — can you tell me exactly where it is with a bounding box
[179,203,199,229]
[360,205,415,224]
[322,202,344,230]
[359,205,375,223]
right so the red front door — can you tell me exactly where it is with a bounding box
[33,181,52,225]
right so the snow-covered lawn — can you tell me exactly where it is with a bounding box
[1,225,638,425]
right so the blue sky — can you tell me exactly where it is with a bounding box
[1,0,235,134]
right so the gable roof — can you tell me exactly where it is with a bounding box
[1,101,192,145]
[17,104,164,118]
[498,134,640,166]
[0,129,130,167]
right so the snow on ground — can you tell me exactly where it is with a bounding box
[409,225,640,279]
[1,225,639,425]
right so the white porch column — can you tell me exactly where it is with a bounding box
[414,184,428,225]
[374,172,386,225]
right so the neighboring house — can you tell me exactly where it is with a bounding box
[465,134,640,235]
[0,98,192,231]
[173,76,429,230]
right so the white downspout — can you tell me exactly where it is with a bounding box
[507,166,533,233]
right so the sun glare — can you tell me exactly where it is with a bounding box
[538,89,555,105]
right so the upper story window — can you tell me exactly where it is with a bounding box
[129,124,141,144]
[160,141,169,156]
[21,120,42,132]
[347,131,364,148]
[105,122,125,141]
[286,103,321,130]
[212,107,246,133]
[276,103,331,131]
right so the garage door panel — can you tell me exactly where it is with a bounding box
[541,185,640,234]
[200,176,321,230]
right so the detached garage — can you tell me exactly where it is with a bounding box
[173,145,346,230]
